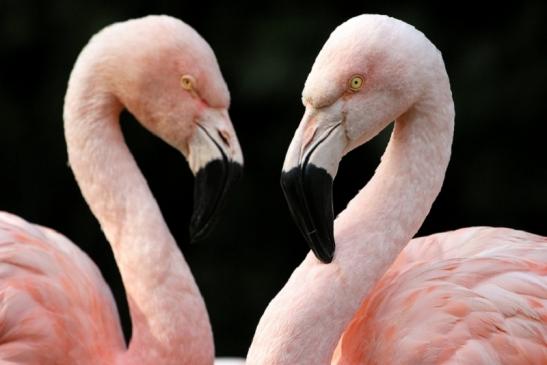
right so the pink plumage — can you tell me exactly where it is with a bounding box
[247,14,547,364]
[0,212,124,363]
[0,15,243,365]
[334,228,547,364]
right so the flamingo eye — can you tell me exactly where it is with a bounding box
[180,75,196,91]
[348,75,364,92]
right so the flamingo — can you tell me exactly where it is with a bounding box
[0,15,244,364]
[247,14,547,364]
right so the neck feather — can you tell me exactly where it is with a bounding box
[64,63,214,364]
[248,75,454,364]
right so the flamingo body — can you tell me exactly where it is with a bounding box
[0,212,123,364]
[334,227,547,364]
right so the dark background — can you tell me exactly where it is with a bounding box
[1,0,545,358]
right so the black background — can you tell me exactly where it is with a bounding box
[1,0,546,358]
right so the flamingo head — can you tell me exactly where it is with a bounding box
[280,14,444,262]
[85,15,243,241]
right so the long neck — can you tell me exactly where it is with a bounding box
[247,75,454,364]
[64,65,214,365]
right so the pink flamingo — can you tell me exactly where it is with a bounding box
[0,16,243,364]
[247,14,547,364]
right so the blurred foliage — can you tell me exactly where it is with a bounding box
[0,0,546,357]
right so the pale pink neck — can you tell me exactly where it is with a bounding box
[64,68,214,364]
[248,77,454,364]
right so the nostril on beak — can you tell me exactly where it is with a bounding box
[218,130,230,146]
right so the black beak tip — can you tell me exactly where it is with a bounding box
[189,160,243,243]
[305,229,335,263]
[320,253,334,263]
[313,242,335,263]
[281,165,336,264]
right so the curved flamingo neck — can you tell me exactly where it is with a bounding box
[248,70,454,363]
[64,63,214,364]
[335,92,454,274]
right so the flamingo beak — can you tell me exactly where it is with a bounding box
[280,108,347,263]
[185,109,243,242]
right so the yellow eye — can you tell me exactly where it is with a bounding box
[180,74,195,91]
[348,75,364,92]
